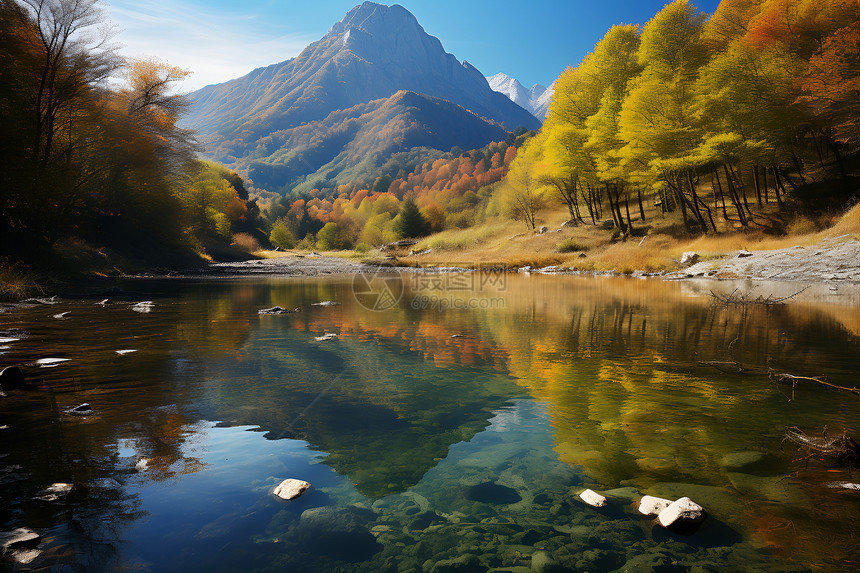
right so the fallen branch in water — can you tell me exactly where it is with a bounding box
[709,286,809,306]
[700,338,745,374]
[769,368,860,395]
[784,426,860,463]
[699,360,745,374]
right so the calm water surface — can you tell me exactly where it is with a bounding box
[1,274,859,572]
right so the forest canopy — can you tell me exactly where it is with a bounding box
[0,0,261,270]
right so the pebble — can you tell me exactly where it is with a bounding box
[272,478,311,500]
[579,488,607,508]
[638,495,672,516]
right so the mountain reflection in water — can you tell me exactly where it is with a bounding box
[1,275,858,572]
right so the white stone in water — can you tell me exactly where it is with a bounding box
[272,478,311,500]
[0,527,41,551]
[131,301,155,313]
[638,495,673,516]
[0,337,20,344]
[826,482,860,490]
[311,300,339,306]
[135,458,150,471]
[53,311,70,319]
[315,333,338,341]
[12,549,40,564]
[658,496,706,528]
[115,349,138,356]
[35,483,73,501]
[579,488,607,507]
[36,358,71,367]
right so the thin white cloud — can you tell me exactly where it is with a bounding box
[106,0,317,91]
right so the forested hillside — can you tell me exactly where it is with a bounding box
[496,0,860,235]
[0,0,263,277]
[246,90,511,196]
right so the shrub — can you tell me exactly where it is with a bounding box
[354,242,372,253]
[556,239,588,253]
[232,232,261,253]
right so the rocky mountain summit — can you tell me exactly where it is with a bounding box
[185,2,540,170]
[487,72,554,120]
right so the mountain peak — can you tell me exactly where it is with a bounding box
[330,2,421,39]
[185,2,540,167]
[487,72,553,120]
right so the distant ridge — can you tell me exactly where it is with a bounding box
[246,90,510,195]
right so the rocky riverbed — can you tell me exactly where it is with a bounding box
[672,235,860,283]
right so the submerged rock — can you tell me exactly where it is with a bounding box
[658,497,706,533]
[35,483,73,501]
[272,478,311,501]
[115,349,138,356]
[96,299,113,305]
[719,451,766,473]
[258,306,293,315]
[312,300,340,307]
[428,553,483,573]
[0,528,41,551]
[466,482,521,504]
[0,366,25,391]
[53,311,71,319]
[579,489,607,508]
[298,506,380,561]
[315,333,338,342]
[638,495,672,516]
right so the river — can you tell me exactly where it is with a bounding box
[1,272,858,571]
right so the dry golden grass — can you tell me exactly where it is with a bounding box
[825,202,860,238]
[0,261,44,301]
[397,201,860,273]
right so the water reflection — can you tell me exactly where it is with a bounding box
[1,275,859,571]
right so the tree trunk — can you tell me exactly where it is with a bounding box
[637,187,646,221]
[713,169,728,219]
[752,166,763,206]
[624,192,634,234]
[728,164,752,215]
[723,165,747,226]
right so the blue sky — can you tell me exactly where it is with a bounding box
[106,0,721,92]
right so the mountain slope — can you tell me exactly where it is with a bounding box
[185,2,539,166]
[486,72,552,120]
[246,90,510,195]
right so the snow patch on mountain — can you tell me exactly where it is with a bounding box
[487,72,554,120]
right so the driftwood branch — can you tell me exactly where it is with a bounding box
[769,368,860,395]
[709,286,809,306]
[784,426,860,462]
[700,338,745,373]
